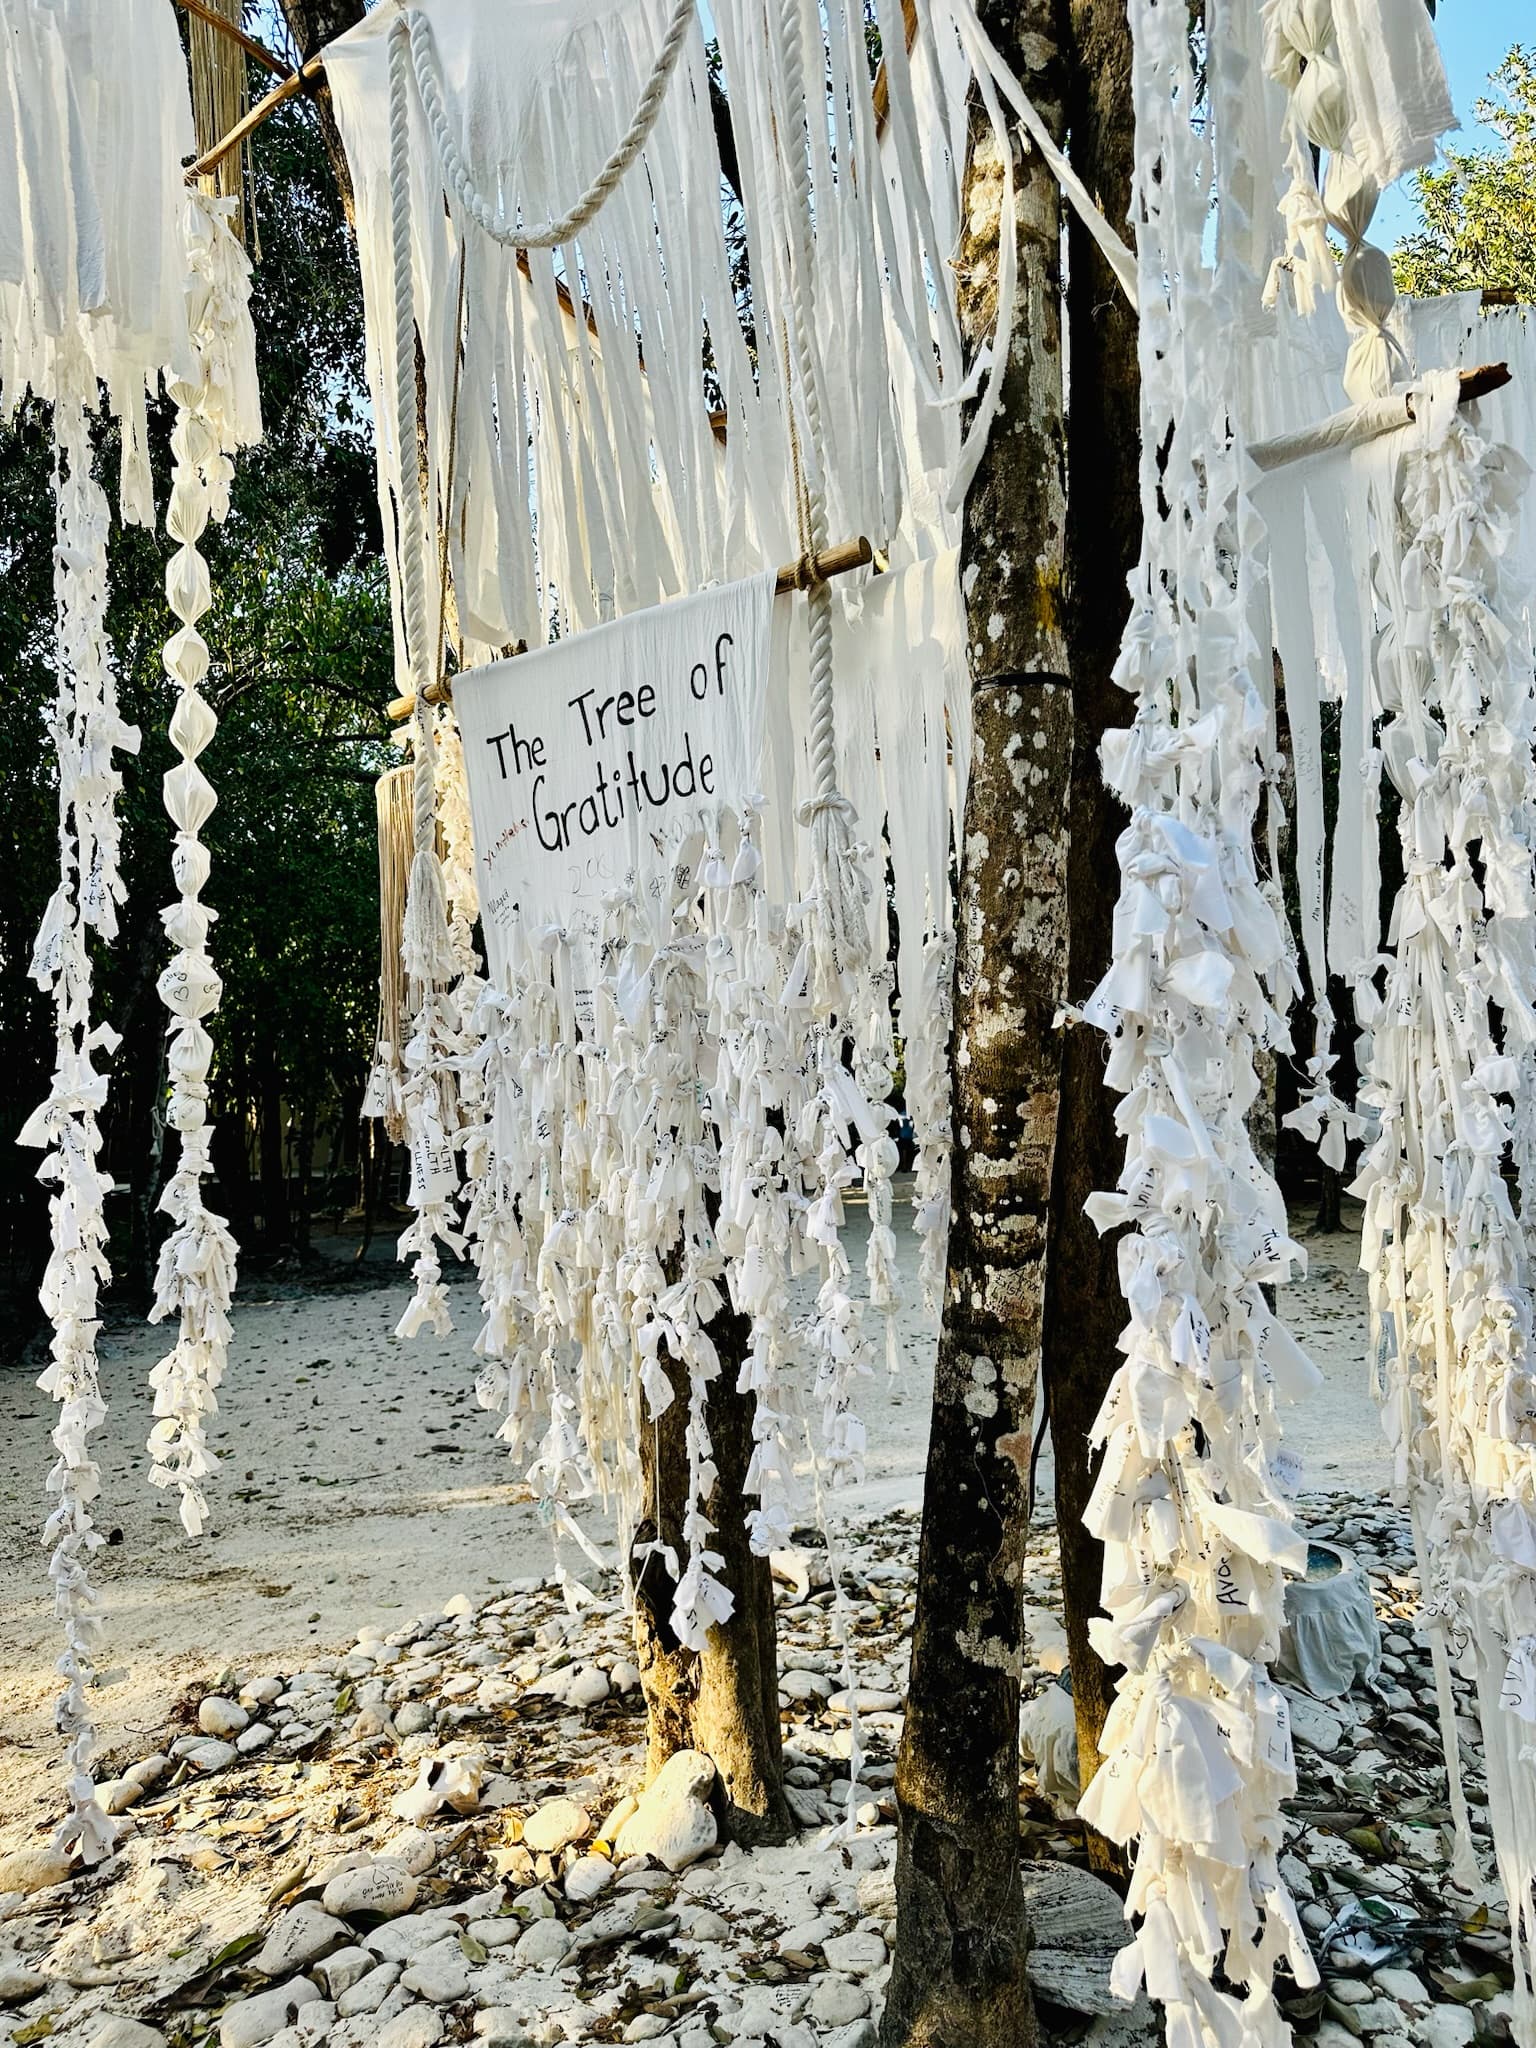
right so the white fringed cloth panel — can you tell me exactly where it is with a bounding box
[320,0,987,1773]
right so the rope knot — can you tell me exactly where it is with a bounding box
[796,791,857,829]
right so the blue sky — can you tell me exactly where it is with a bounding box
[1377,0,1528,247]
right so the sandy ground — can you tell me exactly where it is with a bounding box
[0,1196,1384,1832]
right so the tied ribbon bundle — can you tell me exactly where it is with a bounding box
[458,794,883,1663]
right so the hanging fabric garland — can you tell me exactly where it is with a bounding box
[1348,379,1536,2017]
[384,13,470,1347]
[147,190,262,1538]
[1260,5,1536,2019]
[1075,1,1320,2039]
[19,338,141,1869]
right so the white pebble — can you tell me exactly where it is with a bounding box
[199,1697,249,1738]
[522,1799,591,1855]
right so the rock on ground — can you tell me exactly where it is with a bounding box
[615,1750,718,1871]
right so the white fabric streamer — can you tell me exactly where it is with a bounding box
[0,0,196,507]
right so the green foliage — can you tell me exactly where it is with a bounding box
[0,94,390,1330]
[1394,46,1536,300]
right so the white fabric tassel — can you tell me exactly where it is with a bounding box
[401,845,459,985]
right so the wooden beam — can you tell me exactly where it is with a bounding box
[386,537,875,721]
[173,0,289,77]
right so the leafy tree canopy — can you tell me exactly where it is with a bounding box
[1394,45,1536,300]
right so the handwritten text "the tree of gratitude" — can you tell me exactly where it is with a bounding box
[479,632,739,858]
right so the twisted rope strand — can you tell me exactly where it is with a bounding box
[774,0,838,802]
[389,17,437,864]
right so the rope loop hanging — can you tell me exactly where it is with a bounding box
[404,0,696,252]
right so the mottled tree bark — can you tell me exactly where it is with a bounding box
[883,1,1071,2038]
[630,1294,793,1847]
[1041,0,1140,1853]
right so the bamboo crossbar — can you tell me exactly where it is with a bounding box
[172,0,288,78]
[386,537,875,722]
[185,54,325,182]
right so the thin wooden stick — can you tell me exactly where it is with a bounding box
[173,0,288,78]
[386,537,876,721]
[872,0,919,138]
[1424,361,1512,410]
[185,54,325,182]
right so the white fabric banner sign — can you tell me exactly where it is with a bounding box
[455,573,776,982]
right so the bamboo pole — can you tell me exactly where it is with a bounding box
[185,55,325,182]
[386,537,875,721]
[172,0,288,77]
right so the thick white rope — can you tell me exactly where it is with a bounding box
[773,0,870,1020]
[388,14,456,985]
[405,0,695,252]
[389,19,433,863]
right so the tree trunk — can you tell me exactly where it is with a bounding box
[259,1054,290,1250]
[883,2,1070,2038]
[295,1095,316,1253]
[630,1291,792,1847]
[276,0,365,225]
[1040,0,1140,1850]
